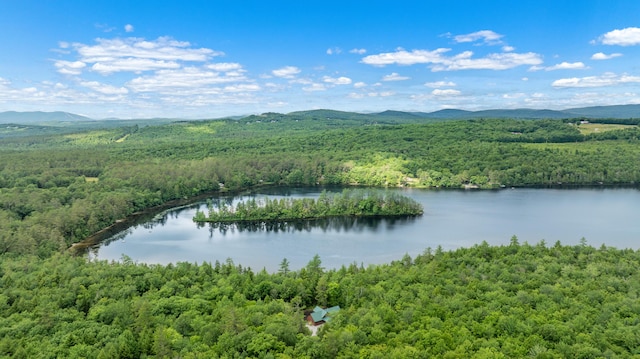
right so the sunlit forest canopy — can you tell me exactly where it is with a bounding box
[1,114,639,257]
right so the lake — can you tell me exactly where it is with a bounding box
[88,187,640,272]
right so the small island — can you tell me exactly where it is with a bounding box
[193,189,423,223]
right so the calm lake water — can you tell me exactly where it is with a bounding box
[89,187,640,272]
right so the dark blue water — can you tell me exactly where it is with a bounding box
[90,187,640,272]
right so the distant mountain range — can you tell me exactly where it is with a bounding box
[0,111,93,123]
[1,104,640,124]
[284,104,640,121]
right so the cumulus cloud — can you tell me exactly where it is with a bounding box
[353,82,367,88]
[302,83,326,92]
[425,81,456,88]
[54,60,87,75]
[326,47,342,55]
[223,84,261,92]
[57,36,222,75]
[591,52,623,60]
[362,48,450,66]
[323,76,352,85]
[362,48,542,71]
[91,58,180,74]
[124,24,134,33]
[453,30,503,45]
[382,72,410,81]
[207,62,243,71]
[598,27,640,46]
[80,81,129,95]
[531,62,588,71]
[272,66,301,78]
[502,45,515,52]
[79,37,218,62]
[349,48,367,54]
[127,66,250,92]
[552,72,640,88]
[502,93,525,99]
[431,89,461,96]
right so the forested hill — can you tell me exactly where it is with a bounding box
[2,104,639,125]
[0,111,92,124]
[2,241,640,357]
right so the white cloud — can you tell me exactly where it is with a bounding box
[382,72,410,81]
[57,36,222,75]
[552,72,640,88]
[289,78,312,85]
[431,51,542,71]
[326,47,342,55]
[124,24,134,33]
[76,36,219,63]
[127,66,250,92]
[0,78,131,106]
[522,77,529,81]
[362,48,542,71]
[54,60,87,75]
[207,62,243,71]
[353,82,367,88]
[362,48,450,66]
[379,91,395,97]
[432,89,461,96]
[302,83,326,92]
[272,66,301,78]
[598,27,640,46]
[80,81,129,95]
[349,48,367,54]
[223,84,260,92]
[502,45,515,52]
[425,81,456,88]
[91,58,181,74]
[543,62,588,71]
[502,93,525,99]
[453,30,503,44]
[323,76,352,85]
[348,92,365,99]
[591,52,623,60]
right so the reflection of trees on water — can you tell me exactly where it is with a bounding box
[83,228,133,258]
[90,187,414,252]
[203,216,417,237]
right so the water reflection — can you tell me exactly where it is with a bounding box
[85,187,640,272]
[197,216,418,236]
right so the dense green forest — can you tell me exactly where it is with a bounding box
[194,189,423,223]
[1,113,639,257]
[2,240,640,357]
[1,112,640,357]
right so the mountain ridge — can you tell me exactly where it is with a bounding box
[1,104,639,124]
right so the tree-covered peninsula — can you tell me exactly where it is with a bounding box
[193,189,423,223]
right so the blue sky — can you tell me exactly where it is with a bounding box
[1,0,640,119]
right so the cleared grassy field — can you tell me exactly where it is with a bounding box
[576,123,636,135]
